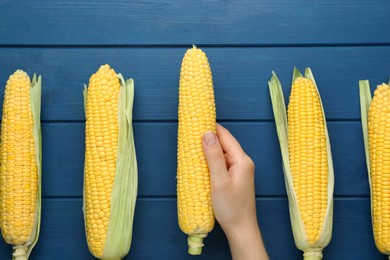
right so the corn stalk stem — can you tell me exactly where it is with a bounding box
[188,234,207,255]
[303,256,322,260]
[303,249,323,260]
[13,246,28,260]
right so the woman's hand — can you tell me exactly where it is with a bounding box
[202,124,268,260]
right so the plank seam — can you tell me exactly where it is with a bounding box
[41,195,370,199]
[40,119,361,124]
[0,43,389,48]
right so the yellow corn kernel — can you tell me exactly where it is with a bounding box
[368,83,390,254]
[177,46,216,255]
[0,70,38,246]
[84,64,120,258]
[287,77,328,245]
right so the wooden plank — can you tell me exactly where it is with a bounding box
[0,198,380,259]
[41,121,369,197]
[0,47,388,121]
[0,1,389,45]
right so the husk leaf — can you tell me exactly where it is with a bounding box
[101,74,138,259]
[358,80,372,185]
[268,68,334,259]
[268,71,308,250]
[358,80,377,253]
[292,66,303,83]
[13,74,42,260]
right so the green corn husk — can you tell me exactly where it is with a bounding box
[268,68,334,260]
[359,79,373,252]
[359,80,371,179]
[83,73,138,260]
[24,74,42,260]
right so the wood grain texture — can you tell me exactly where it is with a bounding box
[41,121,368,197]
[0,1,389,258]
[0,1,389,45]
[0,47,389,121]
[0,198,381,259]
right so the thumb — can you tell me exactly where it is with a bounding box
[202,131,228,181]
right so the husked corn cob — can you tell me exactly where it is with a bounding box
[177,46,216,255]
[0,70,42,260]
[84,64,137,260]
[269,68,334,260]
[288,77,328,245]
[367,83,390,254]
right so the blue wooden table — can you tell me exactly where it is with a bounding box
[0,1,389,259]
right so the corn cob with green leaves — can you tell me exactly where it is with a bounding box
[360,78,390,258]
[0,70,42,260]
[269,68,334,259]
[83,64,137,260]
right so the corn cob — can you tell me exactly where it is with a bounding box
[269,68,334,259]
[288,76,328,245]
[0,70,42,260]
[360,80,390,257]
[177,46,216,255]
[83,64,137,260]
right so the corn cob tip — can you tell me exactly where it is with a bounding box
[96,64,112,72]
[185,46,201,54]
[187,234,207,255]
[12,69,27,74]
[7,69,29,82]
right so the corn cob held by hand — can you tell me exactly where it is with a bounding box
[83,64,137,260]
[269,68,334,259]
[360,79,390,257]
[177,46,216,255]
[0,70,42,260]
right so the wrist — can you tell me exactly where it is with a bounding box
[224,218,261,244]
[223,219,268,260]
[222,215,259,239]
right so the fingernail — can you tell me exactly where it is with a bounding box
[204,131,216,146]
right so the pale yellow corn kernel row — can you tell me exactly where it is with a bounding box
[84,64,120,258]
[287,77,328,245]
[368,83,390,254]
[0,70,38,246]
[177,47,216,248]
